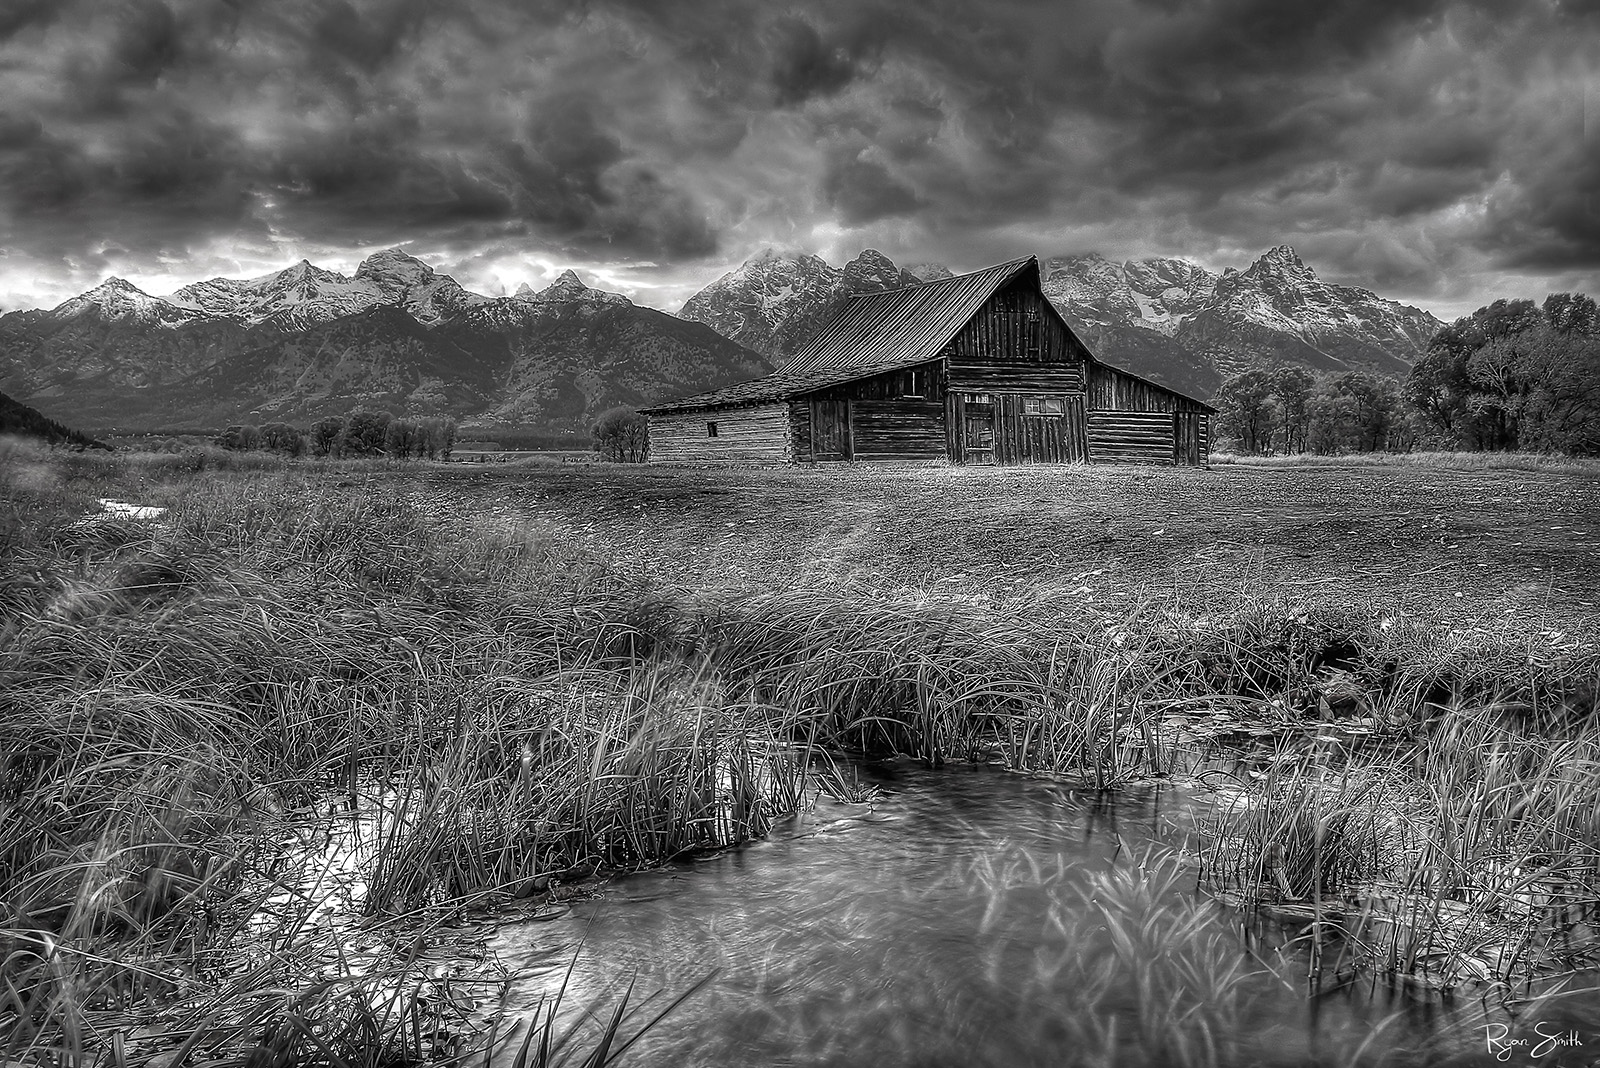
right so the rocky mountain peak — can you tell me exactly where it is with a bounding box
[841,248,916,291]
[906,263,954,282]
[513,282,538,300]
[681,246,912,363]
[533,269,630,306]
[1248,244,1317,281]
[49,276,200,327]
[355,248,435,286]
[1037,245,1443,390]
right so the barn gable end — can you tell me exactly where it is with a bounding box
[641,256,1215,467]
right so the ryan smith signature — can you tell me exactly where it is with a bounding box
[1485,1023,1588,1062]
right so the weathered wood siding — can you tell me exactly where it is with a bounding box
[805,362,947,462]
[945,280,1090,393]
[1085,362,1211,465]
[1088,363,1210,413]
[788,400,813,463]
[1086,410,1177,465]
[948,392,1087,464]
[648,404,792,464]
[1174,411,1211,466]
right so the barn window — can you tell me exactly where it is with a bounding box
[1023,395,1067,416]
[706,421,719,437]
[901,368,927,398]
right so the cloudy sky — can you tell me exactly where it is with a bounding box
[0,0,1597,319]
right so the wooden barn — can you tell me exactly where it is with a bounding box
[642,256,1214,466]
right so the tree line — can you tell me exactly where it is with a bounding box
[1214,292,1600,456]
[1406,293,1599,454]
[1214,367,1413,455]
[215,411,458,460]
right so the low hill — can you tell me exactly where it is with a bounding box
[0,390,107,448]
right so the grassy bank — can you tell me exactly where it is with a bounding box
[3,440,1598,1063]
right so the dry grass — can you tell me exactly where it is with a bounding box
[1211,450,1600,474]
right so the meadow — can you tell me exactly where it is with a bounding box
[1,439,1597,1065]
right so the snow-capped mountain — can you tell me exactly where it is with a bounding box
[527,269,631,307]
[1179,246,1441,379]
[171,249,489,330]
[45,278,210,329]
[906,263,955,283]
[679,248,922,361]
[1041,254,1218,338]
[1040,245,1443,392]
[0,261,761,430]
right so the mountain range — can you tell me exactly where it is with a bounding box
[0,244,1443,432]
[683,245,1444,398]
[0,252,764,430]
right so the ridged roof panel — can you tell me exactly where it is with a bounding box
[642,257,1035,413]
[781,256,1036,374]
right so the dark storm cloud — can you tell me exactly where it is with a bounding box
[0,0,1597,311]
[0,0,58,39]
[823,147,924,224]
[768,16,863,106]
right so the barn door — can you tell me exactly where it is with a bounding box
[1014,394,1088,464]
[1174,412,1201,466]
[811,398,852,461]
[963,399,995,465]
[1063,395,1087,462]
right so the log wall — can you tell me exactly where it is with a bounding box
[807,362,948,462]
[648,404,793,463]
[1086,410,1176,465]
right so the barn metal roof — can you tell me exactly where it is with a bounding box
[642,255,1214,414]
[782,256,1037,375]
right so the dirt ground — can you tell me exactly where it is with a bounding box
[407,460,1599,632]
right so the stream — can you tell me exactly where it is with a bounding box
[488,762,1590,1067]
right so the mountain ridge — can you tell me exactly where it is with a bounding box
[0,245,1445,430]
[0,255,764,430]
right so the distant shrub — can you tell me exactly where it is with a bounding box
[310,418,344,458]
[592,406,649,463]
[215,424,261,452]
[258,422,305,457]
[339,410,392,456]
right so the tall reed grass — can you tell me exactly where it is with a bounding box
[3,439,1596,1060]
[1200,708,1600,990]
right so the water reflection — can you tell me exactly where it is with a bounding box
[491,762,1589,1067]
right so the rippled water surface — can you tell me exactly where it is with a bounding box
[490,762,1585,1067]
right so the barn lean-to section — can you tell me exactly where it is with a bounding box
[642,256,1215,466]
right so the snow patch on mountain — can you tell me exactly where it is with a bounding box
[533,269,631,306]
[906,263,955,282]
[171,250,489,329]
[49,278,207,328]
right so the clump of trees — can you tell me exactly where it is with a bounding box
[215,411,458,460]
[1215,368,1413,455]
[1212,290,1599,457]
[591,406,649,463]
[1406,293,1600,454]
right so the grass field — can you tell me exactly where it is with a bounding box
[409,458,1600,623]
[2,440,1597,1065]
